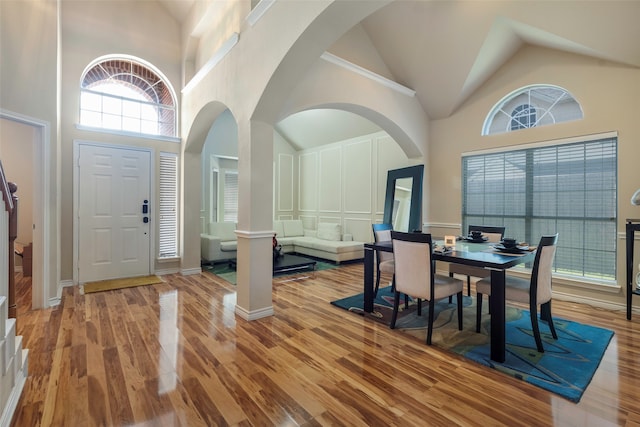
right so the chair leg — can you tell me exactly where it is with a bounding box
[448,273,454,304]
[467,276,471,296]
[390,291,401,329]
[456,292,463,330]
[530,306,545,353]
[417,298,422,316]
[374,268,381,298]
[426,298,436,345]
[404,294,409,309]
[541,301,558,339]
[476,293,483,333]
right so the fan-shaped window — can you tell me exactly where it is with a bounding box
[510,104,536,131]
[80,57,177,137]
[483,85,582,136]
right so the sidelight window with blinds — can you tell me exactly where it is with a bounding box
[462,134,617,282]
[159,152,178,258]
[223,171,239,222]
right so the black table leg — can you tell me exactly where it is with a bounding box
[490,269,506,363]
[364,247,374,312]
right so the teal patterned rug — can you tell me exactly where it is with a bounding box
[204,258,338,285]
[331,286,614,403]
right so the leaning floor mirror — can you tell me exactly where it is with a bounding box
[382,164,424,233]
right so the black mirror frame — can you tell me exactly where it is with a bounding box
[382,164,424,233]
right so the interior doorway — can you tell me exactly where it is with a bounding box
[0,110,49,309]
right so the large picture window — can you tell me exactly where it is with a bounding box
[462,134,617,281]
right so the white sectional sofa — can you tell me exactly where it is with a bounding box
[273,220,364,263]
[201,219,364,264]
[201,222,238,263]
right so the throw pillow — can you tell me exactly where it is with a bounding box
[317,223,342,241]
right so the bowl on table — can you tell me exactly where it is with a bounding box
[501,238,517,248]
[470,230,483,239]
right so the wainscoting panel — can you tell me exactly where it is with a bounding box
[343,139,372,214]
[344,217,373,243]
[299,215,316,230]
[318,216,341,225]
[319,147,342,213]
[278,153,294,212]
[299,152,318,212]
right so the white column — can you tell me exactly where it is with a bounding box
[234,120,274,320]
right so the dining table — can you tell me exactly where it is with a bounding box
[363,238,536,363]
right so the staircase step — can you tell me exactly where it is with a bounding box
[3,319,14,375]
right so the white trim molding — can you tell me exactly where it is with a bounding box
[246,0,275,27]
[321,52,416,97]
[235,305,275,321]
[183,32,239,94]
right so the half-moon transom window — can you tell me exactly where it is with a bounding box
[483,85,582,136]
[80,57,177,137]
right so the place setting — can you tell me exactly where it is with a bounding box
[458,230,489,243]
[491,237,537,255]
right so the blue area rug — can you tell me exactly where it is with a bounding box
[331,286,614,403]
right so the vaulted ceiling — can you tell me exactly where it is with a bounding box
[159,0,640,150]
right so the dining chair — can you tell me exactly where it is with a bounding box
[475,233,559,353]
[390,231,464,345]
[449,225,506,296]
[372,223,395,297]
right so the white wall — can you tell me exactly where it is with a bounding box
[0,120,34,254]
[278,131,410,242]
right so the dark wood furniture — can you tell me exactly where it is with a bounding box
[476,234,559,352]
[364,238,536,362]
[626,219,640,320]
[230,253,317,275]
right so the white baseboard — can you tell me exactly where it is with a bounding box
[180,267,202,276]
[235,305,274,321]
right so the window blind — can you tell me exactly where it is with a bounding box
[462,136,617,281]
[159,153,178,258]
[224,171,238,222]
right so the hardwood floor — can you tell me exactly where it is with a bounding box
[9,265,640,426]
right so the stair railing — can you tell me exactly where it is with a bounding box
[0,160,17,319]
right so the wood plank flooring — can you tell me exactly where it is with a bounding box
[9,264,640,426]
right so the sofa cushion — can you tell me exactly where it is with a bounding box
[293,236,362,254]
[317,223,342,241]
[220,241,237,252]
[208,222,237,241]
[273,221,285,238]
[283,220,304,237]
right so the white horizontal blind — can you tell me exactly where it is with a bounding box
[223,171,238,222]
[159,152,178,258]
[462,136,617,280]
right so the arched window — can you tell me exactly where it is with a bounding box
[510,104,536,131]
[483,85,582,136]
[80,56,177,137]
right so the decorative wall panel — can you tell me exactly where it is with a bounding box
[298,152,317,211]
[319,147,341,212]
[343,139,372,214]
[344,217,373,243]
[278,153,294,212]
[299,215,316,230]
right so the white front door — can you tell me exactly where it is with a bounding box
[78,144,151,283]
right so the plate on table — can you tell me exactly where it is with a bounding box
[463,236,488,243]
[493,244,531,254]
